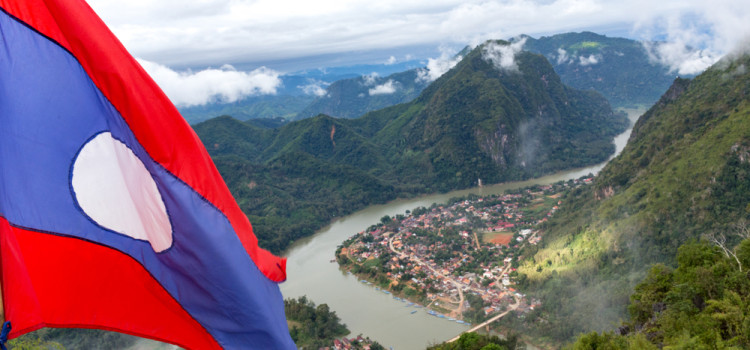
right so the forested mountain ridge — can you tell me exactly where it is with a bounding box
[362,40,628,190]
[182,32,677,125]
[520,31,676,108]
[193,40,628,254]
[294,68,430,120]
[512,53,750,344]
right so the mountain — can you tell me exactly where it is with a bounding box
[294,69,430,120]
[519,31,677,108]
[511,53,750,343]
[359,39,629,190]
[178,61,425,124]
[193,40,628,254]
[178,94,315,124]
[181,32,679,125]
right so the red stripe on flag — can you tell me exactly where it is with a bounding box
[0,0,286,282]
[0,218,222,349]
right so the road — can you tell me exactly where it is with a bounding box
[445,298,520,343]
[387,231,524,343]
[388,233,466,315]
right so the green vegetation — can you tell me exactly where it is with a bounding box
[427,332,519,350]
[569,41,604,50]
[521,31,677,108]
[511,54,750,344]
[295,68,430,120]
[285,296,384,349]
[194,40,628,254]
[7,336,64,350]
[7,328,135,350]
[182,33,675,126]
[567,239,750,349]
[179,94,315,124]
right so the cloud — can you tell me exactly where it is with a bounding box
[298,79,330,97]
[89,1,750,75]
[643,41,716,75]
[368,80,399,95]
[362,72,379,86]
[416,47,463,82]
[482,37,527,72]
[635,2,750,75]
[578,54,601,66]
[556,48,572,64]
[136,59,281,107]
[385,56,397,65]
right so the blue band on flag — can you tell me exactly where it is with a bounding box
[0,9,294,349]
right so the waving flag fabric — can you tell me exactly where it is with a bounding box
[0,0,294,348]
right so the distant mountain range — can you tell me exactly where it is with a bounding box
[180,32,681,124]
[520,31,677,108]
[293,68,429,120]
[178,60,425,123]
[512,52,750,343]
[193,40,628,253]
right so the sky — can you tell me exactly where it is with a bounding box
[87,0,750,106]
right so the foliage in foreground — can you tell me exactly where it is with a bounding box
[567,239,750,349]
[512,53,750,343]
[427,332,520,350]
[285,296,352,349]
[7,328,136,350]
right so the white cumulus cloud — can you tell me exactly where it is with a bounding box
[416,47,463,83]
[369,80,398,95]
[643,40,718,75]
[385,56,397,65]
[636,2,750,75]
[137,59,281,107]
[89,1,750,74]
[298,79,330,97]
[578,54,601,66]
[482,37,527,72]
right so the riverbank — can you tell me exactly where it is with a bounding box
[334,179,592,344]
[280,108,644,349]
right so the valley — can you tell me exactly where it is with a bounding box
[193,38,630,255]
[279,113,637,349]
[3,0,748,347]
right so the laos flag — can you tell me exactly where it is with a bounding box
[0,0,295,348]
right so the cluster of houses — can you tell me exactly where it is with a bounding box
[329,336,378,350]
[339,178,592,323]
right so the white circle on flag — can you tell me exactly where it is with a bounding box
[71,132,173,252]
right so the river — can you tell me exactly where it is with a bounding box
[279,109,642,349]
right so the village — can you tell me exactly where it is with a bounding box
[336,177,593,329]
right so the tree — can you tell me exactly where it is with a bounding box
[703,228,745,271]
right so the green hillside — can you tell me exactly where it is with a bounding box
[193,40,628,254]
[567,239,750,349]
[521,32,676,108]
[363,40,628,191]
[511,53,750,344]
